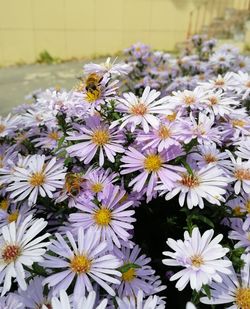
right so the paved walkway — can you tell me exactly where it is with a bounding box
[0,59,99,115]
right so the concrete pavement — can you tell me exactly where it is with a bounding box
[0,60,95,115]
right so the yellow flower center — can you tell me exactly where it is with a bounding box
[70,255,91,274]
[91,182,104,193]
[144,154,162,172]
[234,169,250,181]
[130,102,148,116]
[94,208,112,226]
[191,254,204,267]
[48,131,59,140]
[2,245,20,263]
[246,200,250,213]
[86,89,101,102]
[209,96,218,105]
[166,112,177,122]
[0,199,9,211]
[246,81,250,88]
[0,124,6,133]
[122,267,136,282]
[235,287,250,309]
[180,174,200,188]
[215,79,225,86]
[29,172,46,187]
[184,95,195,105]
[239,62,246,68]
[0,156,3,168]
[8,211,19,223]
[92,129,110,146]
[233,206,244,216]
[158,126,171,139]
[232,119,246,128]
[204,154,217,163]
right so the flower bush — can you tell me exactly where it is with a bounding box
[0,35,250,308]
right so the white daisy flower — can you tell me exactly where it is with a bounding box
[51,290,107,309]
[110,86,170,133]
[169,86,206,111]
[116,290,165,309]
[0,215,50,296]
[203,89,237,116]
[231,71,250,100]
[200,253,250,308]
[226,152,250,194]
[0,114,20,138]
[157,165,228,209]
[198,72,234,91]
[84,57,132,76]
[6,155,66,206]
[186,302,196,309]
[162,227,231,291]
[235,140,250,160]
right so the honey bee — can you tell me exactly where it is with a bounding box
[85,73,103,93]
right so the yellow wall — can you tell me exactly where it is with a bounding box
[0,0,249,66]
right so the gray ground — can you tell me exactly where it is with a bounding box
[0,60,97,115]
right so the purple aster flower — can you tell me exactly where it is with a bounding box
[67,117,125,167]
[179,112,221,145]
[74,73,118,115]
[0,293,24,309]
[222,112,250,141]
[0,200,34,228]
[120,146,185,201]
[83,167,118,200]
[201,253,250,308]
[228,218,250,250]
[69,185,135,248]
[136,119,182,152]
[113,245,163,298]
[18,277,53,308]
[189,144,231,170]
[42,227,121,301]
[33,128,63,150]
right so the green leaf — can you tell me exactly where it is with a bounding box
[117,263,141,273]
[179,158,193,175]
[202,284,211,299]
[58,136,65,148]
[190,214,215,228]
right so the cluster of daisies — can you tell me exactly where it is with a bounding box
[0,35,250,308]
